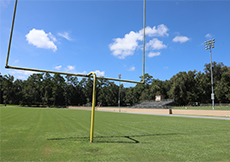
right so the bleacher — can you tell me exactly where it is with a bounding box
[132,99,174,109]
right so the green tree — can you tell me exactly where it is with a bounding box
[215,68,230,103]
[0,73,4,104]
[51,74,65,106]
[41,73,53,106]
[2,74,14,105]
[82,77,93,104]
[168,71,199,105]
[13,79,24,105]
[65,75,84,106]
[98,82,118,106]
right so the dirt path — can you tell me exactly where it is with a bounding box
[68,106,230,117]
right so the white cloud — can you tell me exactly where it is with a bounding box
[128,66,135,71]
[25,28,57,52]
[79,71,87,75]
[148,52,161,58]
[13,59,19,64]
[8,70,39,80]
[94,70,105,76]
[146,38,167,50]
[144,24,169,37]
[172,36,190,43]
[109,31,142,59]
[66,65,75,71]
[205,33,212,39]
[9,70,38,76]
[54,65,62,70]
[109,24,169,59]
[48,33,57,42]
[57,32,72,41]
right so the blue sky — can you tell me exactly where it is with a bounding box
[1,0,230,87]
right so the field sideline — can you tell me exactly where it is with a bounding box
[1,106,230,161]
[69,106,230,117]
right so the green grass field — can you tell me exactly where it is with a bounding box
[1,106,230,161]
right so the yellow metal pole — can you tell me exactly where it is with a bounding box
[87,72,96,143]
[142,0,146,84]
[6,0,18,67]
[5,66,142,84]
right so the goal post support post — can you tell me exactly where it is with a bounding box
[87,72,96,143]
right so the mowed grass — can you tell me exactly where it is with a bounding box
[1,106,230,161]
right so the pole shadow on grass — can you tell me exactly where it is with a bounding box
[47,133,180,144]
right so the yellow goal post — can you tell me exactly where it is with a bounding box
[5,0,146,143]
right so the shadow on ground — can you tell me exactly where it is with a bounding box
[47,133,180,144]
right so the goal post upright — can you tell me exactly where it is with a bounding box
[5,0,146,143]
[143,0,146,84]
[87,72,97,143]
[6,0,18,67]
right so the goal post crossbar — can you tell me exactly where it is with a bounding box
[5,65,143,84]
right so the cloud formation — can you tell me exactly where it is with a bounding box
[13,59,19,64]
[55,65,62,70]
[26,29,57,51]
[66,65,75,71]
[9,70,38,79]
[94,70,105,76]
[146,38,167,50]
[109,31,142,59]
[172,36,189,43]
[148,52,161,58]
[205,33,212,39]
[128,66,135,71]
[58,32,72,41]
[109,24,169,59]
[144,24,169,37]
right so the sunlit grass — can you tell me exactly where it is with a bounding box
[1,106,230,161]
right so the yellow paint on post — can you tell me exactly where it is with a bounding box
[87,72,96,143]
[6,0,18,67]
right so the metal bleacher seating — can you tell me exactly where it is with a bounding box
[131,99,174,109]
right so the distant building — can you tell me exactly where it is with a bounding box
[155,95,165,101]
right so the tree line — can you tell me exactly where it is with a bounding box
[0,62,230,107]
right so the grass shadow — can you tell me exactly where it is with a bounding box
[47,133,180,144]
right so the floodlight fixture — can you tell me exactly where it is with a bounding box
[204,38,215,110]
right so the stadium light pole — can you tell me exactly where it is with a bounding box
[204,39,215,110]
[118,74,121,112]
